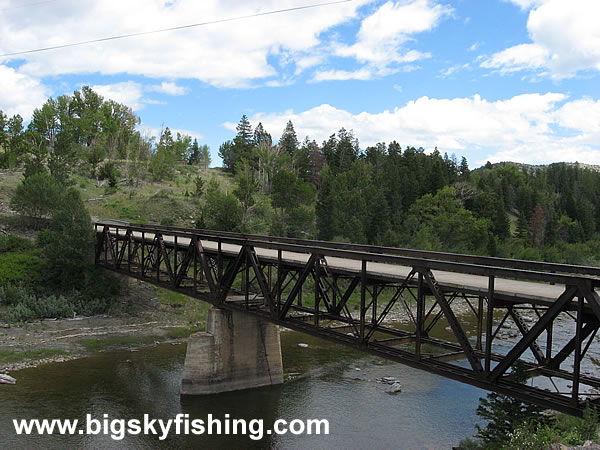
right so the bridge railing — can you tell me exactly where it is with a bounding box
[95,220,600,289]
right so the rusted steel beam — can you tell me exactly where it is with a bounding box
[489,286,578,381]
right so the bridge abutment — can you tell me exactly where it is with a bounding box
[180,308,283,395]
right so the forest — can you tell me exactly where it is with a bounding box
[1,86,600,268]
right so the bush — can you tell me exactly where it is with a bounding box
[10,171,64,220]
[0,251,44,285]
[38,188,94,288]
[0,235,34,253]
[0,284,74,322]
[98,162,120,187]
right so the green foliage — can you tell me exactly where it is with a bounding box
[271,169,315,237]
[475,366,547,447]
[200,180,243,232]
[233,158,257,223]
[0,234,34,253]
[0,284,74,322]
[402,186,490,253]
[0,251,44,285]
[97,161,121,187]
[149,127,179,181]
[38,188,94,288]
[193,175,205,198]
[10,171,64,219]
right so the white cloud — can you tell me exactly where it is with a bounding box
[0,0,371,88]
[243,93,600,165]
[440,63,470,77]
[483,0,600,78]
[312,67,377,82]
[504,0,545,10]
[328,0,451,79]
[468,42,480,52]
[92,81,144,111]
[148,81,187,96]
[0,65,49,120]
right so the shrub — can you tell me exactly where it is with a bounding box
[0,284,74,322]
[98,162,120,187]
[10,171,64,220]
[38,188,94,288]
[0,235,34,253]
[0,251,44,285]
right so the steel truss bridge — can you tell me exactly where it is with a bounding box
[94,221,600,416]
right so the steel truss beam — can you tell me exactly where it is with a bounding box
[94,222,600,416]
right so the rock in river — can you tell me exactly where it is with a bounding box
[0,374,16,385]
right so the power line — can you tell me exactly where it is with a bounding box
[0,0,352,57]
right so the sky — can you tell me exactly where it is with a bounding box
[1,0,599,167]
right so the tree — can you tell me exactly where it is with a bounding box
[402,186,490,253]
[188,138,200,165]
[459,156,470,180]
[233,159,257,223]
[271,169,315,237]
[218,140,235,172]
[201,180,243,232]
[200,144,211,169]
[149,127,178,181]
[253,122,272,148]
[10,172,64,225]
[230,115,255,171]
[39,188,94,288]
[0,113,26,169]
[279,120,298,159]
[528,203,545,247]
[475,366,546,447]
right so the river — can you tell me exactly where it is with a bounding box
[0,329,487,449]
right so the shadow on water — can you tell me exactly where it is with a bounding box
[0,332,485,449]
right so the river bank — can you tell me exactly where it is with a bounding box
[0,275,210,374]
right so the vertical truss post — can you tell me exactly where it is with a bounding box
[193,238,198,292]
[276,249,282,315]
[572,295,584,405]
[174,236,178,283]
[217,238,222,295]
[476,296,484,351]
[546,323,553,364]
[371,286,378,325]
[360,259,367,344]
[416,271,424,358]
[141,232,146,278]
[485,276,495,374]
[127,230,132,273]
[244,246,249,310]
[314,255,321,327]
[156,235,161,284]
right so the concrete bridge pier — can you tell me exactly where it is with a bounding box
[180,308,283,395]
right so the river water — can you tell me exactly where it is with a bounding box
[0,330,486,449]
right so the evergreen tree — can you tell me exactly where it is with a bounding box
[279,120,299,158]
[188,138,200,165]
[459,156,470,180]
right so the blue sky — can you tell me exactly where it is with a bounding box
[1,0,599,167]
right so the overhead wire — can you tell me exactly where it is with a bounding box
[0,0,353,57]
